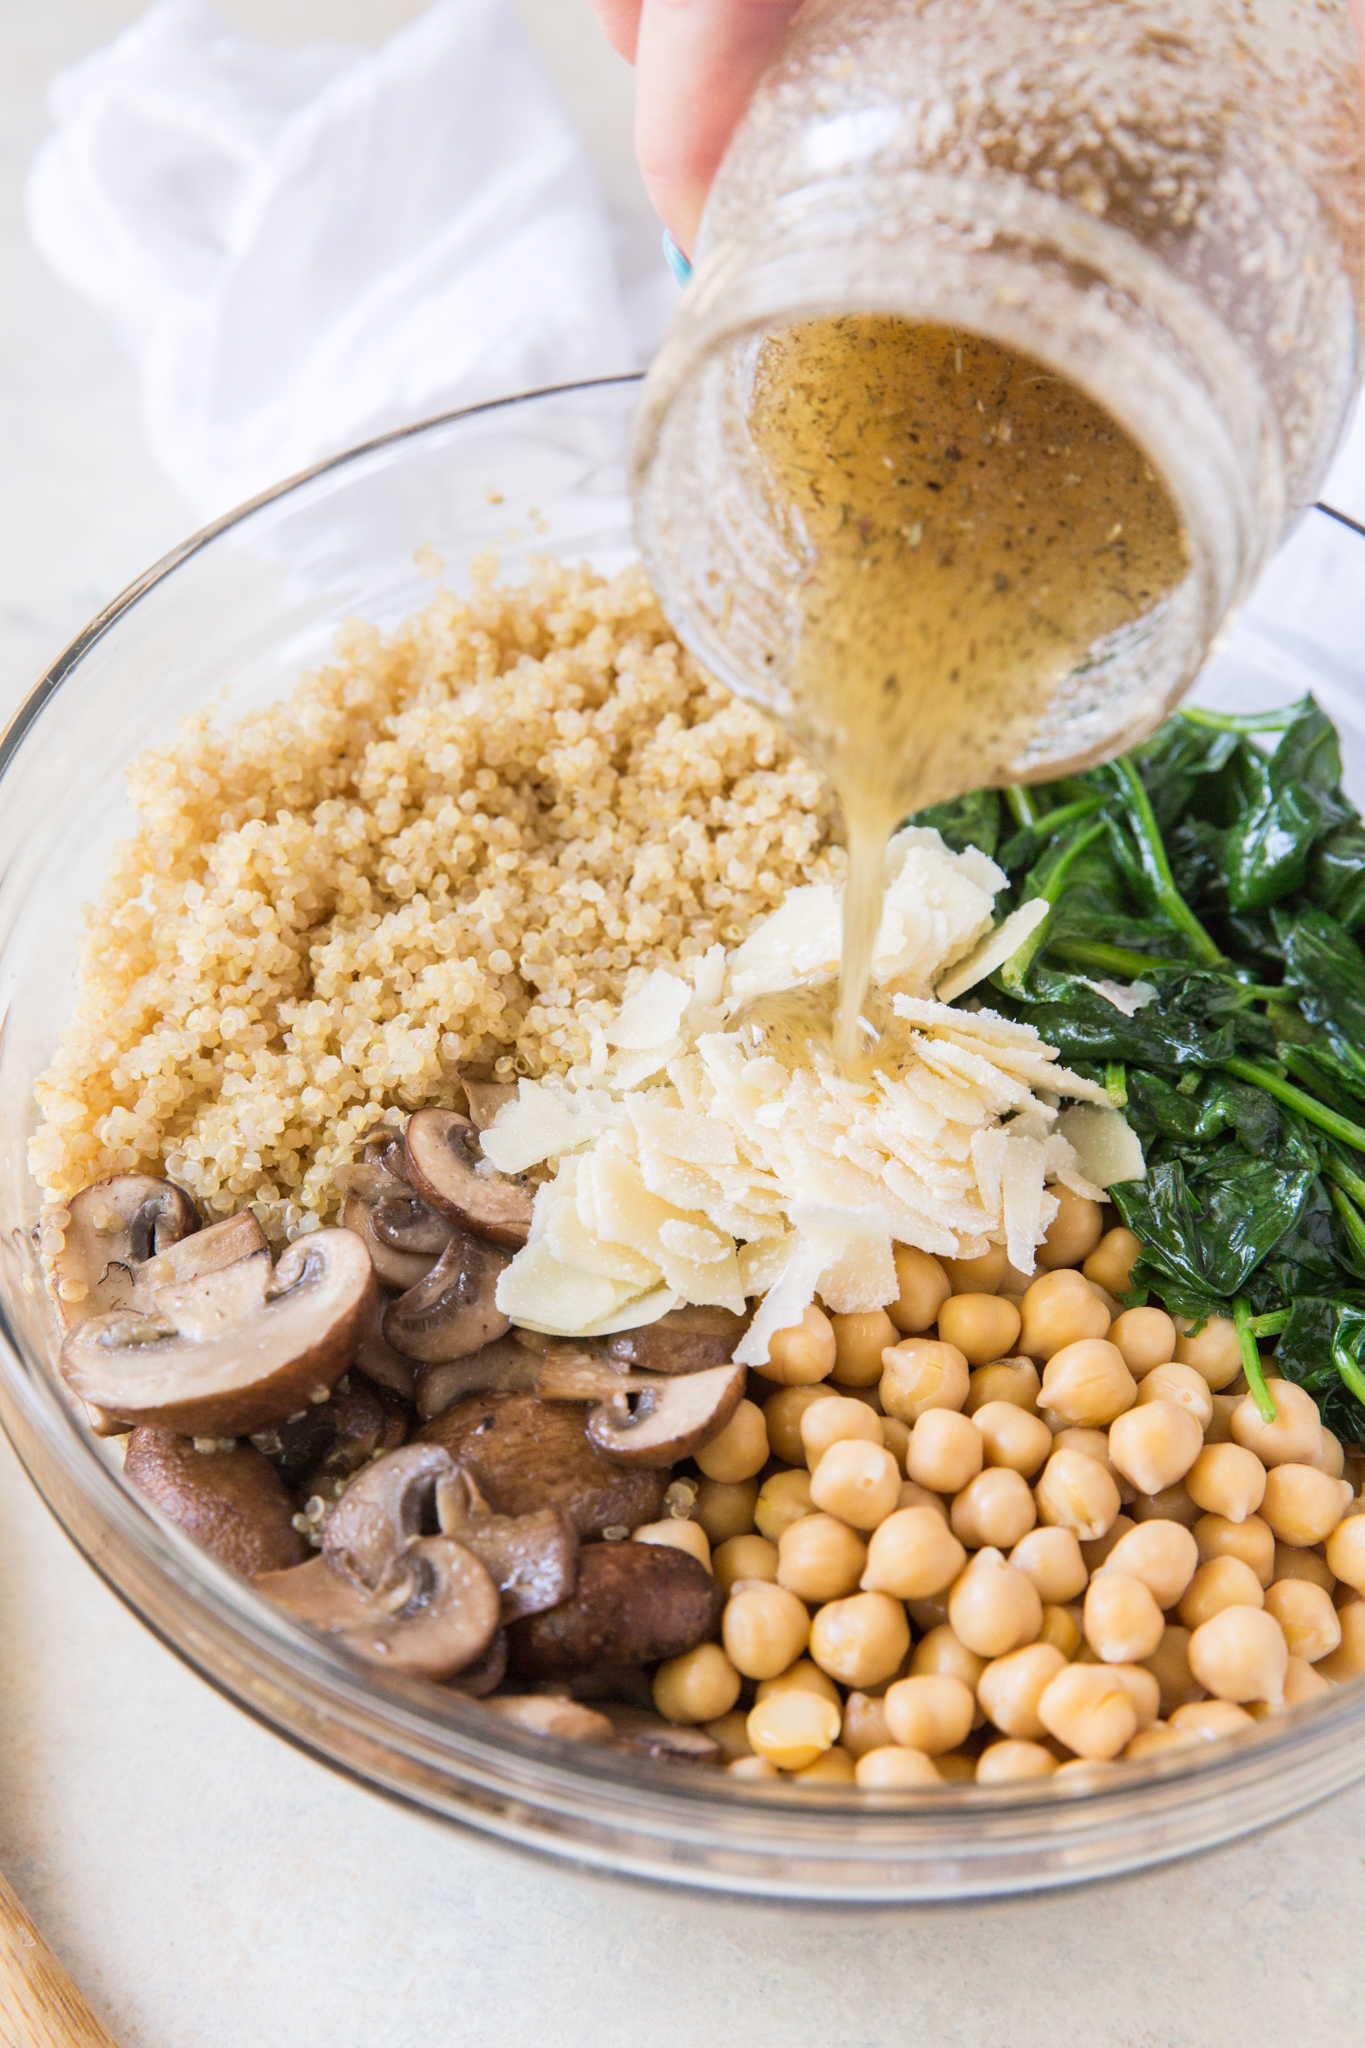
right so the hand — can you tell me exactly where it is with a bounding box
[591,0,805,257]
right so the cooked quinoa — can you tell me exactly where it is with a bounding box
[31,558,839,1239]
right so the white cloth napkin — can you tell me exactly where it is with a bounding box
[26,0,635,518]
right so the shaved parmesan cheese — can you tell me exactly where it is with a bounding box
[935,898,1051,1003]
[1076,977,1159,1017]
[1058,1103,1148,1187]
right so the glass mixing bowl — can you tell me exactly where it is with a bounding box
[2,377,1364,1902]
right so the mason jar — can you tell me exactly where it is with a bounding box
[632,0,1365,784]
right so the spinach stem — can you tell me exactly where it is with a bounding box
[1326,1153,1365,1208]
[1248,1309,1290,1338]
[1224,1056,1365,1153]
[1104,1062,1128,1108]
[999,819,1108,994]
[1051,938,1193,979]
[1328,1183,1365,1265]
[1113,759,1226,966]
[1002,794,1105,852]
[1004,786,1037,828]
[1332,1326,1365,1411]
[1179,702,1306,734]
[1233,1297,1278,1424]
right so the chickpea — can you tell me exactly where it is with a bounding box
[1034,1448,1121,1542]
[1009,1526,1088,1604]
[937,1292,1023,1368]
[830,1309,901,1388]
[855,1746,944,1788]
[940,1246,1010,1294]
[1037,1187,1105,1270]
[1084,1570,1165,1663]
[1054,1427,1133,1505]
[809,1440,902,1531]
[809,1591,910,1688]
[777,1512,867,1602]
[976,1739,1059,1783]
[881,1414,911,1472]
[1264,1578,1341,1663]
[948,1546,1043,1657]
[874,1673,970,1756]
[1308,1430,1346,1480]
[1260,1463,1352,1548]
[1173,1316,1245,1391]
[887,1245,953,1334]
[1193,1512,1275,1589]
[1169,1699,1257,1739]
[1109,1663,1161,1731]
[756,1304,837,1385]
[1231,1378,1325,1467]
[860,1505,965,1601]
[793,1746,857,1785]
[841,1690,895,1758]
[1038,1663,1139,1760]
[1108,1305,1177,1377]
[1136,1362,1214,1431]
[1272,1541,1335,1591]
[1125,1723,1200,1760]
[694,1399,769,1484]
[1316,1600,1365,1681]
[753,1468,815,1542]
[964,1358,1042,1416]
[1109,1399,1204,1497]
[1038,1603,1084,1657]
[951,1467,1037,1550]
[880,1339,970,1423]
[1040,1339,1137,1427]
[1140,1624,1205,1717]
[1186,1443,1267,1525]
[799,1394,884,1470]
[755,1657,842,1707]
[1019,1269,1112,1362]
[1247,1656,1333,1719]
[1202,1393,1241,1446]
[713,1533,780,1593]
[746,1690,843,1770]
[897,1478,950,1519]
[1188,1606,1289,1704]
[907,1593,951,1633]
[764,1384,836,1464]
[653,1642,742,1724]
[1104,1519,1200,1610]
[632,1518,713,1572]
[702,1710,753,1762]
[728,1755,781,1781]
[906,1409,983,1494]
[910,1624,986,1693]
[694,1476,760,1544]
[1129,1481,1201,1529]
[973,1402,1053,1480]
[977,1642,1068,1738]
[1178,1555,1266,1630]
[722,1581,810,1680]
[1325,1513,1365,1595]
[1079,1515,1135,1574]
[1082,1225,1143,1296]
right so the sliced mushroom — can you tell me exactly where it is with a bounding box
[322,1442,455,1590]
[52,1174,200,1330]
[417,1391,667,1537]
[382,1229,511,1363]
[59,1228,376,1437]
[508,1542,724,1679]
[137,1209,266,1289]
[461,1080,517,1132]
[339,1138,454,1290]
[435,1468,578,1622]
[124,1427,306,1576]
[585,1362,746,1469]
[606,1304,749,1377]
[254,1537,499,1680]
[251,1373,407,1495]
[415,1335,541,1421]
[478,1695,614,1743]
[352,1296,419,1401]
[448,1628,508,1697]
[403,1108,534,1249]
[600,1705,722,1764]
[536,1344,644,1403]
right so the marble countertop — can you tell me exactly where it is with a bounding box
[3,8,1365,2044]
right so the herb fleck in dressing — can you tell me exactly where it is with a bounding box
[745,315,1189,1068]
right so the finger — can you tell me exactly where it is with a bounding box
[635,0,805,254]
[589,0,644,63]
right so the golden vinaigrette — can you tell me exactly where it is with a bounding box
[746,316,1188,1067]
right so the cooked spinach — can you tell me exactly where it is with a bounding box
[909,695,1365,1442]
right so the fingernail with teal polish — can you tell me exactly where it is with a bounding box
[663,230,692,285]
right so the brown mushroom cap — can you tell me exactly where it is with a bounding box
[461,1081,518,1132]
[508,1543,724,1679]
[53,1175,200,1329]
[124,1427,306,1576]
[417,1391,666,1537]
[448,1628,508,1697]
[404,1108,534,1249]
[382,1229,512,1363]
[322,1442,456,1589]
[352,1297,420,1401]
[435,1468,579,1621]
[255,1536,500,1679]
[585,1362,746,1469]
[59,1229,376,1437]
[252,1373,409,1494]
[606,1304,750,1377]
[415,1335,541,1421]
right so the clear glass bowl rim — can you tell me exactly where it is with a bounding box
[2,374,1363,1904]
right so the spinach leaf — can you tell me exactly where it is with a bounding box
[1218,701,1352,911]
[1309,822,1365,933]
[906,787,1002,858]
[1112,1144,1318,1301]
[1273,903,1365,1083]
